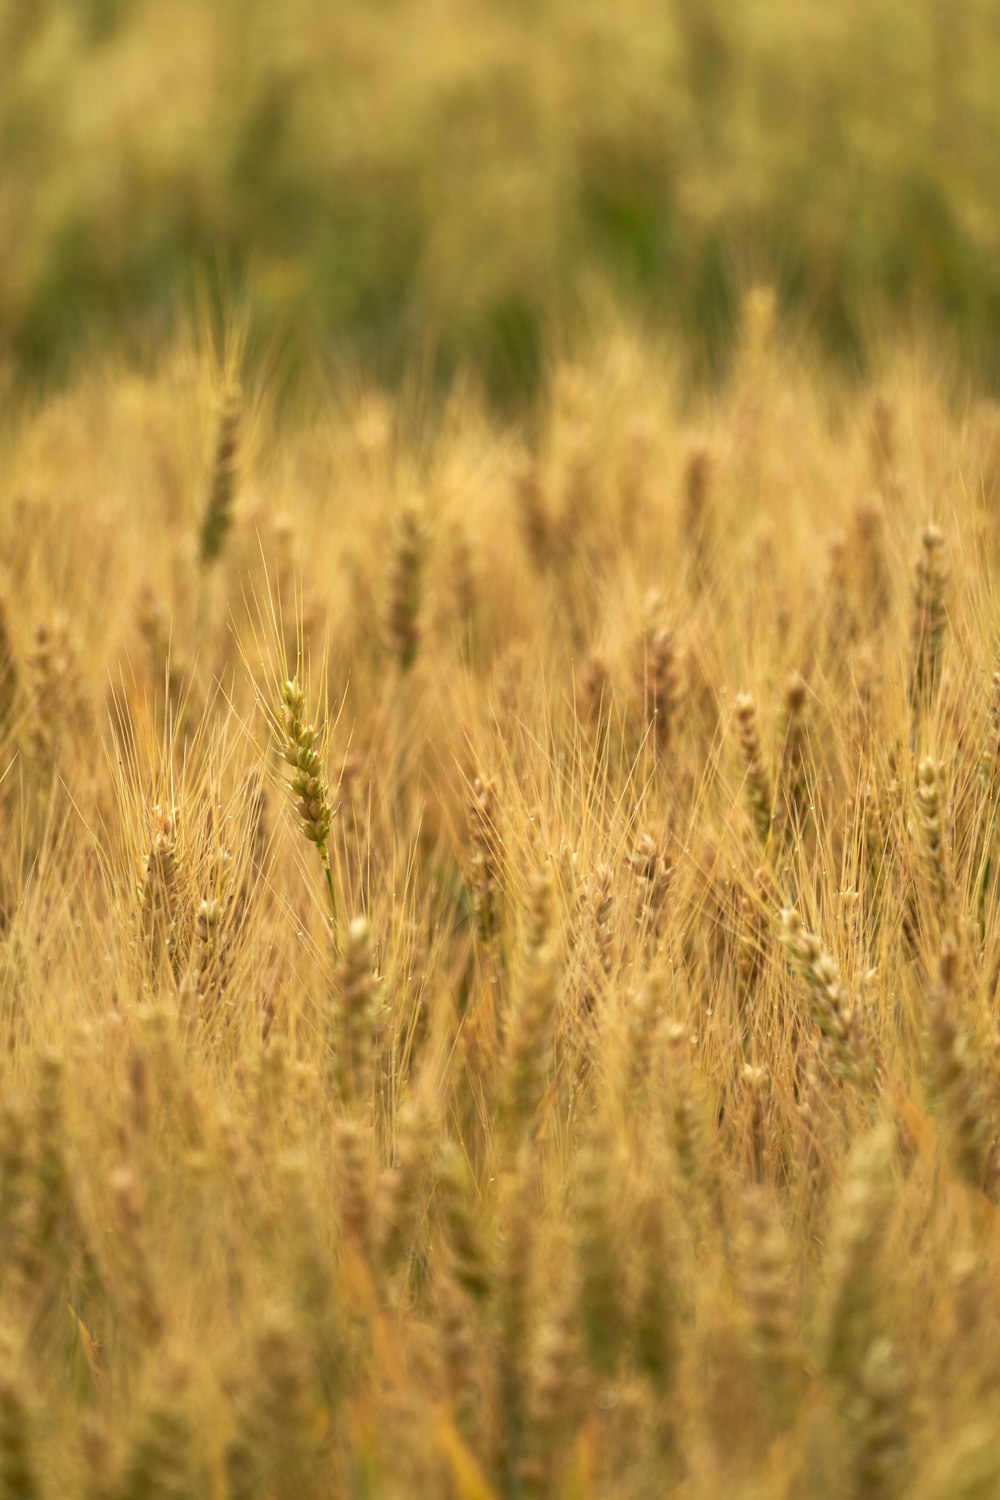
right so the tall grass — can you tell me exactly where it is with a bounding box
[0,308,999,1496]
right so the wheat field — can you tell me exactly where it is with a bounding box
[1,302,1000,1497]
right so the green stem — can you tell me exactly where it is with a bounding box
[324,857,339,952]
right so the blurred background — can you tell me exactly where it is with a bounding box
[2,0,999,403]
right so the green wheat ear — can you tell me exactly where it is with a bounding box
[276,676,338,943]
[279,679,332,861]
[199,377,242,567]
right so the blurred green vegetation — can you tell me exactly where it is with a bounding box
[2,0,1000,399]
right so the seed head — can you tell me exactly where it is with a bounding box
[279,679,332,863]
[199,378,242,566]
[734,693,773,846]
[909,523,947,714]
[780,909,871,1086]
